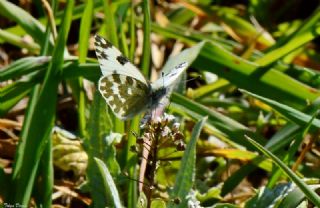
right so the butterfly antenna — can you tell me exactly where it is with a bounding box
[186,75,202,83]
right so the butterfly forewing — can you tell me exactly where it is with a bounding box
[94,35,147,84]
[151,62,188,91]
[99,74,151,120]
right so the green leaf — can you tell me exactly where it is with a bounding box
[85,91,122,208]
[94,158,122,208]
[168,117,207,207]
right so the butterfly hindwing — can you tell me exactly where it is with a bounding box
[98,74,151,120]
[94,35,147,84]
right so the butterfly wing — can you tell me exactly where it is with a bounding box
[151,62,188,90]
[94,35,148,84]
[98,74,151,120]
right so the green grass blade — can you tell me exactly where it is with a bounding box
[198,42,320,108]
[103,0,118,47]
[101,0,124,134]
[255,25,320,66]
[221,99,320,196]
[34,139,53,207]
[62,62,100,81]
[240,89,320,129]
[0,168,11,201]
[0,1,103,42]
[278,184,320,208]
[159,40,320,109]
[121,3,139,207]
[221,161,259,197]
[129,1,136,61]
[119,21,129,57]
[245,183,294,208]
[0,61,99,116]
[256,7,320,66]
[0,80,35,116]
[123,4,139,207]
[141,0,151,78]
[76,0,94,136]
[0,0,47,44]
[264,99,320,151]
[11,0,74,204]
[171,93,266,149]
[213,6,275,47]
[168,117,207,207]
[245,135,320,207]
[0,29,40,53]
[0,60,88,115]
[126,117,139,208]
[78,0,93,71]
[267,111,318,188]
[0,56,49,81]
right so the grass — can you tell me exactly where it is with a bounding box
[1,1,320,207]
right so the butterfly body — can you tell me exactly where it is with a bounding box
[95,35,188,120]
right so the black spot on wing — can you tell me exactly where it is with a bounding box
[95,48,102,54]
[136,82,145,90]
[117,55,130,65]
[175,62,187,69]
[169,72,177,77]
[163,71,177,78]
[95,35,113,49]
[100,51,108,60]
[112,74,121,83]
[126,76,133,85]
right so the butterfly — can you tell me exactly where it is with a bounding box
[94,35,188,120]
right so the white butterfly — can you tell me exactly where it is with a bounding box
[94,35,188,120]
